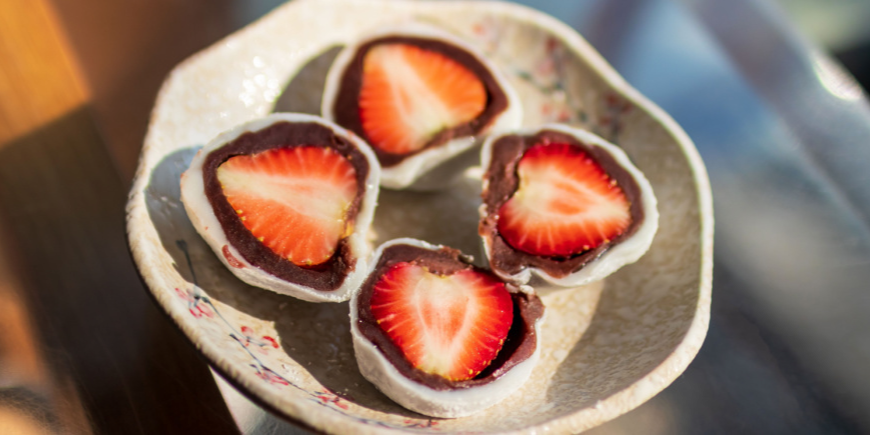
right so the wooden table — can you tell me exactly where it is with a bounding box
[2,0,869,434]
[0,1,257,433]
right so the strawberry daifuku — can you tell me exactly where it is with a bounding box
[359,43,487,156]
[369,261,514,381]
[497,143,632,257]
[351,238,544,418]
[322,23,521,190]
[480,125,659,288]
[180,113,380,303]
[217,146,358,267]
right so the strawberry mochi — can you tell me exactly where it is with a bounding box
[180,113,380,303]
[350,238,544,418]
[480,125,659,288]
[322,23,521,190]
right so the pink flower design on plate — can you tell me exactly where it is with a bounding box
[174,287,214,318]
[254,365,290,386]
[238,326,281,354]
[314,389,350,410]
[403,419,439,429]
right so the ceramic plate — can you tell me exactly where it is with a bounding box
[126,0,713,433]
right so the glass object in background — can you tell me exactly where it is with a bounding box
[509,0,870,433]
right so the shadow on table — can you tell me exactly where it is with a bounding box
[0,108,238,434]
[144,147,423,420]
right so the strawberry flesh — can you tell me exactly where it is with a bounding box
[217,146,358,267]
[370,262,513,381]
[497,143,631,257]
[358,43,487,155]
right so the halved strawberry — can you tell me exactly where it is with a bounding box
[370,262,513,381]
[358,43,487,155]
[216,146,358,267]
[497,143,631,257]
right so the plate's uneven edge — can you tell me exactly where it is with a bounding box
[506,4,714,433]
[450,2,713,432]
[125,0,713,434]
[125,2,383,433]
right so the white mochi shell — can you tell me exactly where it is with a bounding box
[180,113,381,303]
[322,23,522,190]
[480,124,659,288]
[349,238,543,418]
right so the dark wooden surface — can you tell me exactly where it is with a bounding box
[2,0,869,434]
[0,1,244,433]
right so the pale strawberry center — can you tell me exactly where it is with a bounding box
[514,161,628,227]
[217,146,358,266]
[358,43,487,155]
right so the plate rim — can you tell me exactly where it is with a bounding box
[126,0,714,433]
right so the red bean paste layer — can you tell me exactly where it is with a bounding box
[332,36,509,167]
[481,130,645,278]
[203,121,370,291]
[356,244,544,390]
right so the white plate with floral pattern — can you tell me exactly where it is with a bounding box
[126,0,713,433]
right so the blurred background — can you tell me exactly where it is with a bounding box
[1,0,870,433]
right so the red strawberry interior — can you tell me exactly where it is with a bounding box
[217,146,359,267]
[333,37,509,167]
[497,143,631,257]
[480,131,645,279]
[359,43,486,155]
[202,121,370,292]
[356,244,544,389]
[370,261,513,381]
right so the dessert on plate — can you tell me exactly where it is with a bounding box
[479,125,659,288]
[322,23,521,190]
[350,238,544,418]
[180,113,380,302]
